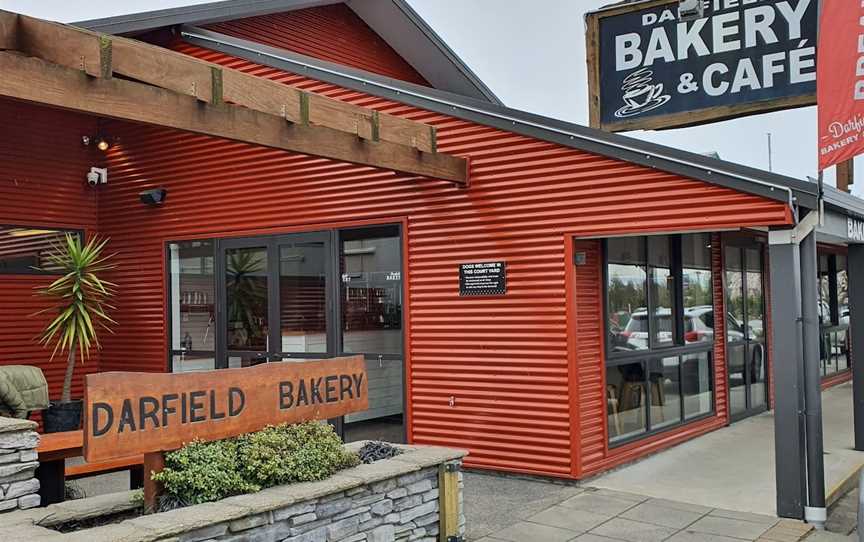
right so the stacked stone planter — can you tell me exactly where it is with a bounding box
[0,416,40,512]
[0,443,466,542]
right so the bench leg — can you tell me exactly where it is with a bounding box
[36,459,65,506]
[129,465,144,490]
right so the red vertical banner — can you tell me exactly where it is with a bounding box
[818,1,864,171]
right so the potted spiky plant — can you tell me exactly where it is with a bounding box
[35,234,116,433]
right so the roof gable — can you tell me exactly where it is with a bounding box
[73,0,501,104]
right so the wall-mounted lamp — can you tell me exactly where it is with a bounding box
[139,187,168,206]
[82,134,115,152]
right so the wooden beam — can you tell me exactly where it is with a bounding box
[0,51,468,184]
[0,12,17,50]
[4,11,438,152]
[837,159,855,193]
[17,14,105,78]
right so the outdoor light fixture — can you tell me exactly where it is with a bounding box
[139,187,168,206]
[82,134,114,152]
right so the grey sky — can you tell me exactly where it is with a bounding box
[2,0,853,194]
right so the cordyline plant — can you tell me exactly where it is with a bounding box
[34,234,117,403]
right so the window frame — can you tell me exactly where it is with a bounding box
[0,225,84,275]
[602,234,716,447]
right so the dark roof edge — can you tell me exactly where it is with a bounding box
[74,0,336,35]
[385,0,502,106]
[180,25,827,213]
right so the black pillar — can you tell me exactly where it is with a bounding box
[850,244,864,451]
[800,231,825,525]
[769,238,807,519]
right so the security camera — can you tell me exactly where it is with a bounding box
[86,167,107,187]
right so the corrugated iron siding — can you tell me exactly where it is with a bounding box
[94,33,794,476]
[0,99,100,400]
[205,4,429,85]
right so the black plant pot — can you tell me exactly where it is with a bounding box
[42,400,83,433]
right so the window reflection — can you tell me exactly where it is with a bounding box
[280,242,328,353]
[648,236,673,348]
[682,234,713,344]
[340,227,403,355]
[607,238,648,352]
[226,247,269,351]
[169,240,216,372]
[682,352,712,419]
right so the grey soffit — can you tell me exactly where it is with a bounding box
[180,25,824,212]
[73,0,500,104]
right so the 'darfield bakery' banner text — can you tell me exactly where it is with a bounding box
[817,1,864,171]
[595,0,816,129]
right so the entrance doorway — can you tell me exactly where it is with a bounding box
[169,225,405,443]
[724,241,768,421]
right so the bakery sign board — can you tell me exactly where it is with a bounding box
[586,0,817,132]
[83,356,368,462]
[849,217,864,243]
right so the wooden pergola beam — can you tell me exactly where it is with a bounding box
[6,11,439,155]
[0,51,467,184]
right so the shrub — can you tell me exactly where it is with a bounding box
[238,422,359,487]
[151,421,359,506]
[151,437,260,505]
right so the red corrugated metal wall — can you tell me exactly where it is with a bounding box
[0,99,100,400]
[92,14,794,477]
[205,4,429,86]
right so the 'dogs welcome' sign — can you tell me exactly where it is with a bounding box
[83,356,368,462]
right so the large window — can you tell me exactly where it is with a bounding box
[819,251,850,378]
[0,226,82,274]
[605,234,715,445]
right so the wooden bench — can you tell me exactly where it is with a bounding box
[36,430,144,505]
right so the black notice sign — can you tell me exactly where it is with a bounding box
[459,261,506,296]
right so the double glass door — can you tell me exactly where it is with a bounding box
[724,242,768,421]
[220,232,333,367]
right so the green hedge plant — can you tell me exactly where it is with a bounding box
[152,421,359,506]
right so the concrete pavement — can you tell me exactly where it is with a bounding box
[471,482,814,542]
[589,383,864,517]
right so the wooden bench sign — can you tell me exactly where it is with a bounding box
[83,356,368,462]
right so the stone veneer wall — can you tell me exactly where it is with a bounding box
[1,444,465,542]
[0,416,40,512]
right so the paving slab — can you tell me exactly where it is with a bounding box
[644,498,713,515]
[559,492,641,516]
[574,534,629,542]
[708,509,778,526]
[489,520,579,542]
[527,505,611,533]
[667,531,749,542]
[687,515,775,540]
[462,472,583,540]
[589,517,678,542]
[620,501,707,529]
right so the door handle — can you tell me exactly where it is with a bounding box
[378,355,384,369]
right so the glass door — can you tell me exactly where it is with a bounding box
[725,242,768,421]
[220,239,275,368]
[275,233,333,360]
